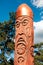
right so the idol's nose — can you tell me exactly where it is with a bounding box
[19,30,24,35]
[18,25,24,35]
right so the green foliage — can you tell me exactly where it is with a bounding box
[9,12,16,20]
[34,43,43,65]
[0,12,15,65]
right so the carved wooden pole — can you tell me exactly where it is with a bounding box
[14,4,34,65]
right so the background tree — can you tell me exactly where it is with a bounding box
[0,12,15,65]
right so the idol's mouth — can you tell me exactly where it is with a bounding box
[17,37,26,43]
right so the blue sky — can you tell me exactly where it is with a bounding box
[0,0,43,43]
[0,0,43,22]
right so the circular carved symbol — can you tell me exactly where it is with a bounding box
[16,43,26,55]
[18,56,24,63]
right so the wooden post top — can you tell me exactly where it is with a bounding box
[16,4,33,19]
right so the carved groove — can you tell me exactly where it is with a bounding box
[18,56,24,63]
[30,46,34,57]
[16,43,26,55]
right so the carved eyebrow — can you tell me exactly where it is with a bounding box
[23,19,29,21]
[16,20,20,23]
[16,16,28,21]
[22,16,31,21]
[16,16,33,22]
[23,18,33,22]
[15,18,28,23]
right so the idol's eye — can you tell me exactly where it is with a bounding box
[15,21,20,28]
[22,19,28,26]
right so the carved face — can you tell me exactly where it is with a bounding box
[15,16,33,64]
[15,16,33,45]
